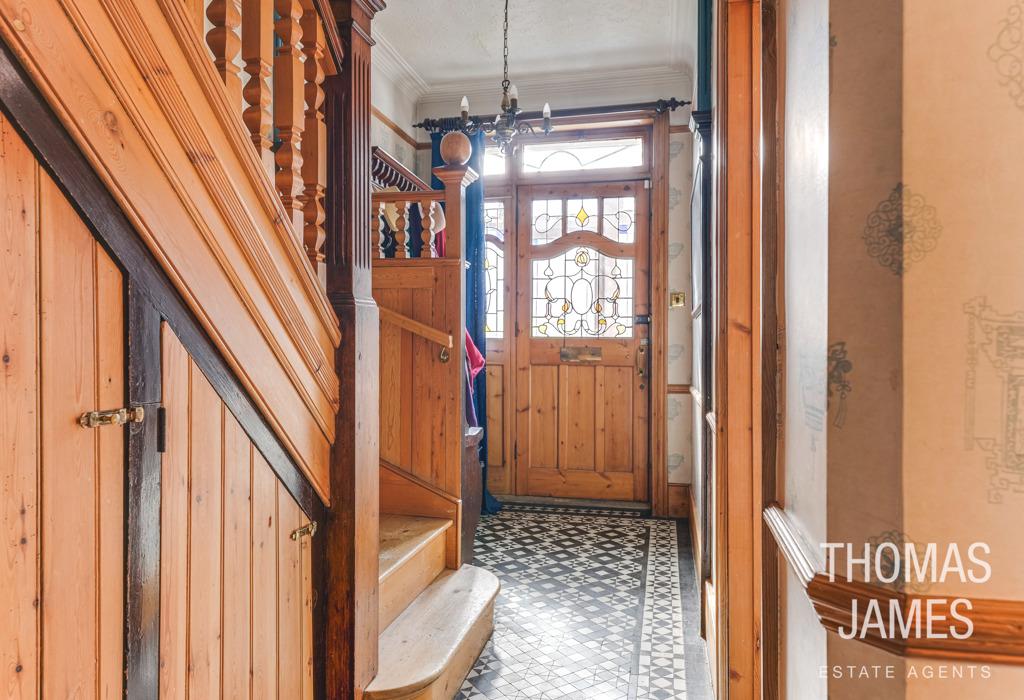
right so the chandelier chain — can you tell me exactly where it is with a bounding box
[447,0,552,155]
[502,0,510,90]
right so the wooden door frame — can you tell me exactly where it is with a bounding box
[649,111,671,517]
[482,119,671,510]
[759,1,785,697]
[125,283,163,697]
[0,38,328,697]
[711,0,767,698]
[477,193,516,496]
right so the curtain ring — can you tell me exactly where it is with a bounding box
[439,347,451,363]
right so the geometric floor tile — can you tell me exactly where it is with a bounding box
[457,504,712,700]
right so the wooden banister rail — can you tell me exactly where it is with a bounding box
[371,191,445,203]
[371,146,431,192]
[378,307,453,357]
[370,133,478,263]
[380,460,460,507]
[201,0,341,282]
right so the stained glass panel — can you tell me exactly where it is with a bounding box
[485,200,506,242]
[484,200,506,339]
[601,196,636,243]
[521,138,644,174]
[531,199,563,245]
[531,246,634,338]
[485,242,505,338]
[566,198,600,235]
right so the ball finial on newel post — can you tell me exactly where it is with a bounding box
[439,131,472,166]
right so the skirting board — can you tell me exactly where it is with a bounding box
[668,484,691,518]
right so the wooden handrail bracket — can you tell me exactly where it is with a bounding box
[378,307,453,350]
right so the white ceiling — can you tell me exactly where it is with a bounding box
[373,0,696,110]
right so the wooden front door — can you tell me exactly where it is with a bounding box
[515,181,650,501]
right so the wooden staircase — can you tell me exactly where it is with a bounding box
[367,141,494,699]
[368,514,499,699]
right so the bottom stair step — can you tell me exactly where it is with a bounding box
[365,565,500,700]
[379,514,452,631]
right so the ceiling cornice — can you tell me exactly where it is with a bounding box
[372,25,692,121]
[669,1,684,68]
[372,32,430,100]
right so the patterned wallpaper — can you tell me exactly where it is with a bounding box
[810,0,1024,695]
[667,131,694,485]
[900,0,1024,605]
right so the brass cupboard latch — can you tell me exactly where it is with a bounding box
[78,406,145,428]
[291,521,318,541]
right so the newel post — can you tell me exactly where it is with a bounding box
[433,131,479,263]
[317,1,385,698]
[432,132,479,497]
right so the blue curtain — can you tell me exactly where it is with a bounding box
[431,131,502,515]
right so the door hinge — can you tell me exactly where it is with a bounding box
[513,440,518,461]
[291,521,318,541]
[157,406,167,453]
[78,406,144,428]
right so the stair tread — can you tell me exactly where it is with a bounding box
[379,514,452,583]
[366,565,500,698]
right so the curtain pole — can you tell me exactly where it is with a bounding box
[414,97,692,134]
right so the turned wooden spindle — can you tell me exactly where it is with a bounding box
[420,200,437,258]
[274,0,306,237]
[299,0,327,277]
[206,0,243,108]
[393,201,409,259]
[372,201,386,259]
[241,0,274,177]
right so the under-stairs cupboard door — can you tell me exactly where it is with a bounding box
[159,324,315,700]
[0,116,125,696]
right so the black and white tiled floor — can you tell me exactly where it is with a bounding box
[458,504,713,700]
